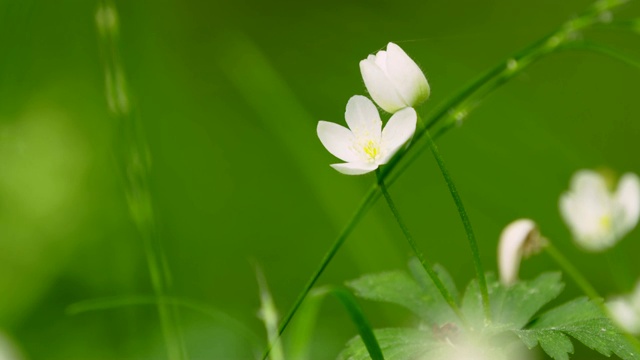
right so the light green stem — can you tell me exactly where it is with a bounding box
[377,171,466,324]
[422,132,491,323]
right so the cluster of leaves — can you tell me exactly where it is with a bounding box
[339,259,638,360]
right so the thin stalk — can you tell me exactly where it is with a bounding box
[422,132,491,323]
[266,2,634,355]
[545,244,601,302]
[376,171,466,324]
[95,1,186,359]
[262,185,380,359]
[561,41,640,70]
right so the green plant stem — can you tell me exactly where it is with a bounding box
[561,41,640,70]
[95,1,185,358]
[265,2,634,355]
[262,187,380,359]
[376,171,466,324]
[422,132,491,323]
[544,244,602,302]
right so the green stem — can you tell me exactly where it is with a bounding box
[545,244,601,302]
[376,171,466,324]
[263,185,381,359]
[423,132,491,323]
[561,41,640,70]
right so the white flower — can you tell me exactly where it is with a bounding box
[560,170,640,251]
[498,219,546,286]
[317,95,417,175]
[607,281,640,335]
[360,42,430,113]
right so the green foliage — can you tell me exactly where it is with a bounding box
[515,298,639,360]
[341,262,638,360]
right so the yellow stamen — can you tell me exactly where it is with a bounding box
[363,140,379,160]
[599,215,612,230]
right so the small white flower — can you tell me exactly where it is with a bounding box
[360,42,430,113]
[498,219,546,286]
[317,95,417,175]
[607,281,640,335]
[560,170,640,251]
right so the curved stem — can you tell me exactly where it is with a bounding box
[545,244,601,302]
[423,132,491,323]
[376,171,466,324]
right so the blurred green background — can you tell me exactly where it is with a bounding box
[2,0,640,359]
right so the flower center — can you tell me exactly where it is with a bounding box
[599,214,612,230]
[362,140,380,161]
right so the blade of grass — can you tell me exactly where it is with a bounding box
[95,2,185,358]
[328,287,385,360]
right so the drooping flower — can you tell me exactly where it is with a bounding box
[607,281,640,335]
[559,170,640,251]
[498,219,547,286]
[317,95,417,175]
[360,42,430,113]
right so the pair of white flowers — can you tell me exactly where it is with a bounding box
[317,43,430,175]
[498,170,640,286]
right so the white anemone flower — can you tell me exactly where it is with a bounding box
[317,95,417,175]
[360,42,430,114]
[560,170,640,251]
[498,219,546,286]
[607,281,640,335]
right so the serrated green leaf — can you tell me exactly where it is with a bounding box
[492,272,565,329]
[337,328,435,360]
[346,269,456,324]
[461,272,565,331]
[515,297,639,360]
[408,259,460,304]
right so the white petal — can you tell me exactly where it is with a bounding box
[359,58,408,113]
[560,170,616,251]
[330,162,377,175]
[498,219,536,286]
[379,107,417,164]
[373,50,387,72]
[385,42,430,107]
[571,170,610,205]
[317,121,359,163]
[615,173,640,233]
[344,95,382,139]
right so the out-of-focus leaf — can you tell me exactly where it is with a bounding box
[515,297,639,360]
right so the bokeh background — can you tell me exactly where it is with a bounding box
[2,0,640,359]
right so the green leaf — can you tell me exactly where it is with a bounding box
[408,259,460,304]
[346,269,456,324]
[337,328,435,360]
[460,272,565,330]
[491,272,565,329]
[515,297,639,360]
